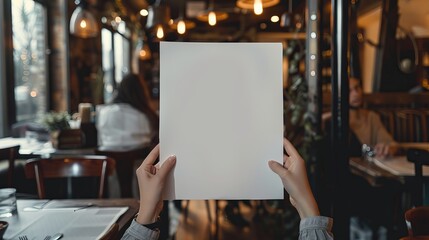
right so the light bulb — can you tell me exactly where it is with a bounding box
[208,11,217,26]
[271,15,279,22]
[80,19,87,28]
[254,0,263,15]
[156,25,164,39]
[139,49,147,58]
[177,20,186,34]
[140,9,148,17]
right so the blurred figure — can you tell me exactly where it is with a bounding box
[323,77,398,158]
[97,74,158,147]
[348,77,398,158]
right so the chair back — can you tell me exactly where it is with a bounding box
[24,156,115,199]
[96,145,153,198]
[405,206,429,237]
[407,148,429,206]
[0,145,20,187]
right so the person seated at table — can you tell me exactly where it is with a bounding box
[322,77,398,158]
[97,74,159,199]
[322,77,402,238]
[121,139,334,240]
[97,73,159,147]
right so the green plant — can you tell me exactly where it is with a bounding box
[39,111,71,132]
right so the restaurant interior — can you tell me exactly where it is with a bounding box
[1,0,429,239]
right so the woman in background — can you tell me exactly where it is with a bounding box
[97,73,159,200]
[97,73,158,147]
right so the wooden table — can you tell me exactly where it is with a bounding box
[398,142,429,151]
[349,157,403,186]
[0,137,96,159]
[0,198,139,239]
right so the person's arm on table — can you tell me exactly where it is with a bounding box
[121,145,176,240]
[268,138,334,240]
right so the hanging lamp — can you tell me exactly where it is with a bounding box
[170,0,195,34]
[134,32,152,61]
[236,0,280,15]
[146,0,170,39]
[70,0,99,38]
[280,0,293,27]
[196,0,228,26]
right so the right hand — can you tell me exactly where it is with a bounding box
[135,144,176,225]
[268,138,320,219]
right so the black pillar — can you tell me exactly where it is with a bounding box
[331,0,350,239]
[373,0,399,92]
[349,0,361,79]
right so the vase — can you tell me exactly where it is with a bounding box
[50,130,60,149]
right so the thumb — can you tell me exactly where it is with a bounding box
[268,160,287,178]
[158,155,177,179]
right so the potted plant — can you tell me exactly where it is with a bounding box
[39,111,71,148]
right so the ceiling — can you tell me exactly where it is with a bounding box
[99,0,305,41]
[96,0,429,41]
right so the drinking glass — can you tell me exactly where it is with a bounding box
[362,144,376,163]
[0,188,17,218]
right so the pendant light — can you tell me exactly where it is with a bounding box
[134,31,152,61]
[197,0,228,26]
[170,0,195,34]
[146,0,170,40]
[280,0,293,28]
[70,0,99,38]
[236,0,280,15]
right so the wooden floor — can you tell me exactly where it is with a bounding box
[172,200,300,240]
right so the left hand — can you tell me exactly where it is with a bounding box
[374,143,397,158]
[135,144,176,225]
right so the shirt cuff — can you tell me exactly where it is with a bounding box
[300,216,333,232]
[124,219,160,240]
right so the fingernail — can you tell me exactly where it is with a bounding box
[169,155,176,163]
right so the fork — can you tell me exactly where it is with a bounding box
[18,236,28,240]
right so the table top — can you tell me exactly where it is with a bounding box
[0,137,97,158]
[0,198,139,240]
[350,155,429,186]
[398,142,429,151]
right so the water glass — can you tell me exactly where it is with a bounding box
[0,188,17,218]
[25,131,38,144]
[362,144,376,163]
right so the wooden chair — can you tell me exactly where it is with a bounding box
[0,145,20,187]
[407,148,429,207]
[24,156,115,199]
[422,110,429,142]
[96,145,153,198]
[376,109,396,138]
[394,109,428,142]
[403,206,429,239]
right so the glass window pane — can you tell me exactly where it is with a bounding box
[101,28,114,102]
[12,0,47,122]
[114,33,130,84]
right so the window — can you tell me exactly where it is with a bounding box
[11,0,48,122]
[0,2,5,137]
[101,22,131,103]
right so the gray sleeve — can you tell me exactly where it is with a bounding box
[121,220,160,240]
[299,216,334,240]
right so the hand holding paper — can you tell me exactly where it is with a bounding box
[135,145,176,225]
[268,138,320,219]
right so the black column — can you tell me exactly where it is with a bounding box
[331,0,350,239]
[373,0,399,92]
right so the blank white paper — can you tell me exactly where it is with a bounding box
[160,42,283,200]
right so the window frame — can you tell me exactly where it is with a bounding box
[1,0,51,136]
[101,23,132,102]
